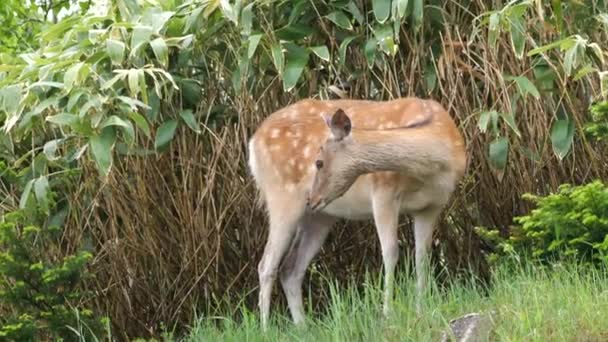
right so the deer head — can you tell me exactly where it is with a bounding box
[307,109,360,211]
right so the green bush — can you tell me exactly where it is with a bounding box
[585,101,608,141]
[478,180,608,265]
[0,162,105,341]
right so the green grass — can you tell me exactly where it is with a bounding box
[184,261,608,341]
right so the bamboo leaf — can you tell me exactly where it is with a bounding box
[19,179,34,209]
[339,36,357,67]
[550,118,575,160]
[46,113,79,126]
[90,126,117,176]
[373,0,391,24]
[150,37,169,67]
[155,119,178,150]
[271,43,284,75]
[283,44,309,92]
[128,111,151,138]
[411,0,424,32]
[100,115,135,143]
[106,39,126,65]
[248,34,263,59]
[489,136,509,170]
[180,109,201,134]
[326,11,352,30]
[64,62,84,92]
[310,46,330,62]
[34,176,49,213]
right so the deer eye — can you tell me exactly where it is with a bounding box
[315,160,324,169]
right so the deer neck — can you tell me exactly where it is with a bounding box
[345,129,450,178]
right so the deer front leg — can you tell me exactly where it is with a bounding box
[279,214,335,326]
[372,191,401,318]
[412,207,441,312]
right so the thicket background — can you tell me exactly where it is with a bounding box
[1,0,607,340]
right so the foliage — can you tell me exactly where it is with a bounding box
[0,162,104,341]
[478,180,608,265]
[585,101,608,141]
[1,0,608,339]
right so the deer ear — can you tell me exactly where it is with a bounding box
[330,109,352,141]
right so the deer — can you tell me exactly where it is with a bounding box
[247,97,467,330]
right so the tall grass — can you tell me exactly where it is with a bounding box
[185,261,608,341]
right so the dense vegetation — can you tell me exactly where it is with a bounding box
[0,0,607,340]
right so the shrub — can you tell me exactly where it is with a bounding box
[0,161,104,340]
[478,180,608,265]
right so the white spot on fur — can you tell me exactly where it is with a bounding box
[288,158,296,166]
[431,102,442,111]
[288,110,298,119]
[303,145,312,158]
[270,144,281,151]
[292,140,299,148]
[285,183,296,192]
[270,129,281,138]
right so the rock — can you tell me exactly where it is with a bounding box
[440,311,494,342]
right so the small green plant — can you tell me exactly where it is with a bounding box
[479,180,608,265]
[0,159,104,340]
[584,101,608,141]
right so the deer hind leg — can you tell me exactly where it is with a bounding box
[371,190,401,317]
[279,214,335,326]
[412,206,441,311]
[258,195,305,331]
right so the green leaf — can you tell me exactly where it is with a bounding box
[106,39,126,65]
[499,111,521,137]
[310,46,330,62]
[64,62,84,92]
[488,12,500,49]
[19,179,34,209]
[527,36,574,56]
[346,1,364,25]
[141,8,175,33]
[271,43,284,75]
[574,65,597,81]
[411,0,424,32]
[509,75,540,99]
[489,137,509,170]
[34,176,49,213]
[396,0,409,19]
[128,69,143,97]
[364,37,378,67]
[155,119,178,150]
[550,118,575,160]
[283,44,310,92]
[248,34,263,59]
[43,139,63,161]
[478,111,494,133]
[424,63,437,93]
[100,115,135,143]
[326,11,352,30]
[131,25,153,51]
[150,37,169,67]
[46,113,79,126]
[509,15,526,59]
[373,0,391,24]
[90,126,117,177]
[241,3,254,35]
[180,109,201,134]
[339,36,357,67]
[128,111,151,138]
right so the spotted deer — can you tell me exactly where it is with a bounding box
[247,97,467,329]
